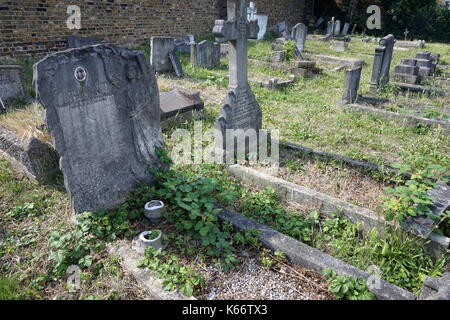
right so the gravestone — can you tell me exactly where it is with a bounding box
[330,40,348,52]
[67,35,103,48]
[213,0,262,158]
[175,35,195,53]
[191,40,221,67]
[151,37,176,73]
[34,44,164,215]
[342,66,362,104]
[292,23,308,52]
[333,20,341,36]
[169,51,184,78]
[369,34,396,94]
[394,60,419,84]
[0,65,25,107]
[160,87,204,129]
[255,14,269,40]
[342,23,350,36]
[326,21,333,35]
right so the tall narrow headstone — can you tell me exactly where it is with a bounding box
[150,37,176,73]
[292,23,308,52]
[369,34,396,94]
[255,14,269,40]
[333,20,341,36]
[213,0,262,158]
[342,23,350,36]
[342,66,362,103]
[33,44,164,215]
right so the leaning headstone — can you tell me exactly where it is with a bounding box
[351,24,357,34]
[169,50,184,78]
[213,0,262,159]
[292,23,308,52]
[67,35,103,48]
[342,23,350,36]
[369,34,396,94]
[333,20,341,36]
[175,35,195,53]
[0,65,25,107]
[191,40,221,67]
[151,37,176,73]
[33,44,164,215]
[342,66,362,104]
[160,87,204,129]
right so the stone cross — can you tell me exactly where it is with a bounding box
[213,0,262,159]
[404,29,409,41]
[213,0,259,89]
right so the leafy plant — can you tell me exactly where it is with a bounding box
[138,246,205,297]
[382,163,449,222]
[324,269,376,300]
[283,40,297,62]
[8,202,40,219]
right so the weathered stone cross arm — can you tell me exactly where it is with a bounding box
[212,18,259,42]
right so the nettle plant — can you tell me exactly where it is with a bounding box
[149,149,240,271]
[324,269,376,300]
[283,40,297,62]
[382,163,449,222]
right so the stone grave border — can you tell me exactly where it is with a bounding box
[343,103,450,135]
[226,164,449,260]
[308,54,365,69]
[217,204,416,300]
[391,82,449,97]
[109,241,195,300]
[250,75,296,90]
[248,58,318,77]
[0,125,59,184]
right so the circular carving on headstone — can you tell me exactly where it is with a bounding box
[74,66,87,82]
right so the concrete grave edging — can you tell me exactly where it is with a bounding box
[227,165,450,259]
[109,241,196,300]
[217,205,417,300]
[345,103,450,135]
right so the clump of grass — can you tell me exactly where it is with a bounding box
[0,103,50,143]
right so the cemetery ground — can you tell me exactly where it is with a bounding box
[1,36,449,300]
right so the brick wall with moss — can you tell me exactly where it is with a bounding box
[0,0,309,58]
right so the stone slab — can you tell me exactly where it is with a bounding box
[310,54,364,68]
[159,87,204,128]
[169,50,184,78]
[34,44,164,215]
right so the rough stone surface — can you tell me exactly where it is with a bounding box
[393,73,419,85]
[159,87,204,128]
[218,205,416,300]
[34,44,164,214]
[342,66,362,104]
[0,65,25,104]
[150,37,175,74]
[270,51,286,63]
[0,126,59,184]
[191,40,221,68]
[67,35,103,48]
[420,273,450,300]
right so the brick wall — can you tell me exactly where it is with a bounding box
[0,0,309,58]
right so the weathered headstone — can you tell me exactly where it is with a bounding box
[0,65,25,107]
[34,44,164,215]
[292,23,308,52]
[330,40,348,52]
[169,50,184,78]
[160,87,204,129]
[175,35,195,53]
[369,34,396,94]
[67,35,103,48]
[150,37,176,73]
[191,40,221,68]
[342,66,362,104]
[342,23,350,36]
[326,21,333,35]
[213,0,262,157]
[333,20,341,36]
